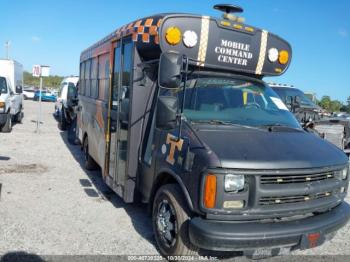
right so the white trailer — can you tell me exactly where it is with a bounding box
[0,59,24,132]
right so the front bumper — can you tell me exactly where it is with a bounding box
[189,202,350,251]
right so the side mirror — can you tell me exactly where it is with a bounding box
[158,51,182,89]
[156,96,177,129]
[16,86,23,94]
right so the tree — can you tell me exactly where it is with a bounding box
[23,71,64,90]
[318,96,346,113]
[318,96,332,111]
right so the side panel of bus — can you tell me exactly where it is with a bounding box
[78,51,110,172]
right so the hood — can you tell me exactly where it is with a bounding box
[193,125,347,169]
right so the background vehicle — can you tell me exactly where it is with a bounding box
[270,83,350,154]
[77,4,349,257]
[55,76,79,130]
[23,88,36,100]
[0,59,24,132]
[33,90,57,102]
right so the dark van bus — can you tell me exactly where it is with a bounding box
[77,4,350,257]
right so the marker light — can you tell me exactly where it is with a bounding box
[183,30,198,48]
[279,50,289,65]
[165,27,182,45]
[223,200,244,209]
[204,174,217,209]
[268,48,279,62]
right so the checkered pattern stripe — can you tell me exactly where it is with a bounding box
[81,16,163,61]
[255,30,268,75]
[115,18,163,44]
[197,16,210,67]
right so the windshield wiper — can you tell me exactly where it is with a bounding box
[189,119,262,130]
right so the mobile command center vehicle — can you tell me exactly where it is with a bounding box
[0,59,24,132]
[77,4,350,257]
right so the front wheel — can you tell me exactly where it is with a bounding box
[152,184,198,257]
[83,136,98,170]
[59,108,67,130]
[1,113,12,133]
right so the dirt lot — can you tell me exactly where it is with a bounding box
[0,100,349,260]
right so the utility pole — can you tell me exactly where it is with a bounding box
[4,41,10,59]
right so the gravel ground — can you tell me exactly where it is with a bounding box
[0,100,349,260]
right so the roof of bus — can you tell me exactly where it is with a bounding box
[80,13,292,77]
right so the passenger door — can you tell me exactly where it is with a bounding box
[108,37,133,191]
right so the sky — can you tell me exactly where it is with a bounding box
[0,0,349,102]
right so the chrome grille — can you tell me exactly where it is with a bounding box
[260,172,334,184]
[259,192,331,206]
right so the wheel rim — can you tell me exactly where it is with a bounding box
[9,115,12,128]
[156,199,177,248]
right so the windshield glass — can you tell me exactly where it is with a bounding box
[272,87,317,108]
[0,77,7,94]
[162,76,301,129]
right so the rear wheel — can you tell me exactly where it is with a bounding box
[152,184,198,257]
[1,113,12,133]
[83,136,98,170]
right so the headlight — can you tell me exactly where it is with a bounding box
[335,167,348,180]
[225,174,245,192]
[0,101,5,108]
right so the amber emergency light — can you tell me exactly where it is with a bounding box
[165,27,182,45]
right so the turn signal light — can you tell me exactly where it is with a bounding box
[204,174,217,209]
[0,102,5,108]
[279,50,289,65]
[165,27,182,45]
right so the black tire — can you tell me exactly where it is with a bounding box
[1,113,12,133]
[83,136,98,170]
[152,184,198,258]
[23,95,28,100]
[15,107,23,123]
[59,108,67,131]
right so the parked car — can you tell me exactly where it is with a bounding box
[34,90,57,102]
[0,60,24,132]
[55,76,79,130]
[23,89,36,100]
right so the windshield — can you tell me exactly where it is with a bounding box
[162,76,301,129]
[0,77,7,94]
[272,87,317,108]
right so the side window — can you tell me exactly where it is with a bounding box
[68,83,77,97]
[121,40,133,100]
[84,59,91,97]
[80,62,85,95]
[98,53,110,101]
[0,77,7,93]
[112,44,121,107]
[91,57,99,98]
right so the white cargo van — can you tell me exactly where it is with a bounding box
[0,59,24,132]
